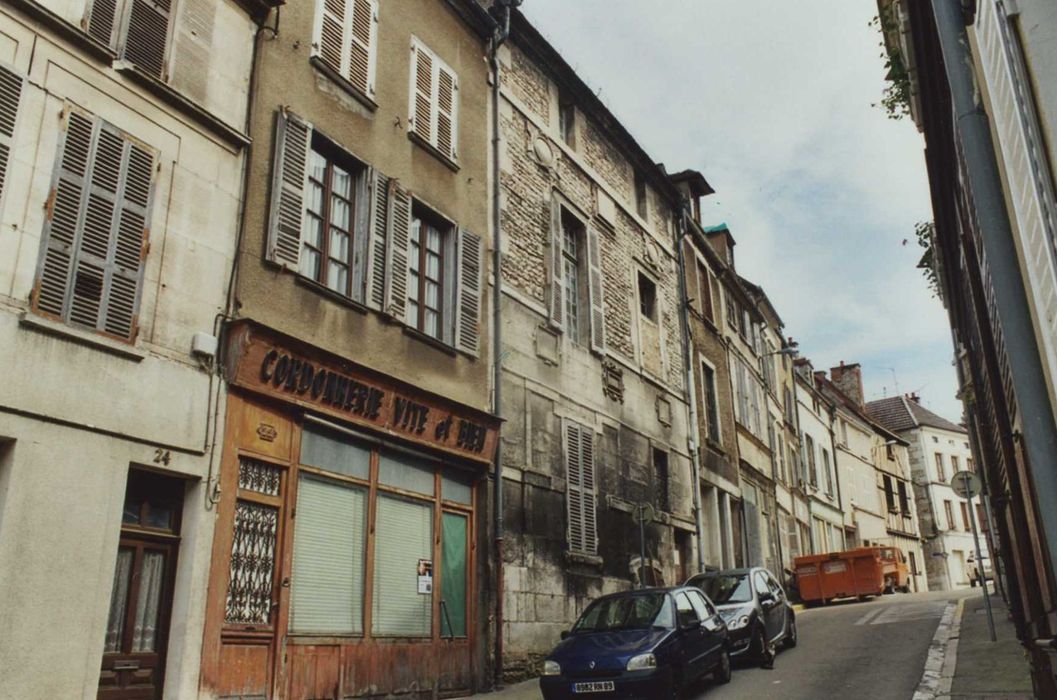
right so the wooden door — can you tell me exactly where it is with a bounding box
[99,470,182,700]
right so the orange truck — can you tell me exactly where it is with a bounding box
[794,546,911,605]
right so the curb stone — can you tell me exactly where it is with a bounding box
[913,599,960,700]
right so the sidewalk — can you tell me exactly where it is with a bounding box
[483,678,540,699]
[942,588,1035,700]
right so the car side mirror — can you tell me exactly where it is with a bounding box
[560,630,570,640]
[759,590,774,603]
[682,617,702,631]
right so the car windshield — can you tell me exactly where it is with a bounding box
[694,574,753,604]
[572,592,672,633]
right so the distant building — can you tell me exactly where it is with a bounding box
[868,396,987,590]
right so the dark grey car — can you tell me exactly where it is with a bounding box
[686,567,797,661]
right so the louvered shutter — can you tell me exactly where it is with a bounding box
[383,179,411,320]
[585,225,606,355]
[0,66,24,212]
[453,228,483,356]
[409,42,433,142]
[682,238,700,314]
[86,0,120,47]
[121,0,172,79]
[348,0,377,97]
[364,168,389,309]
[35,109,156,341]
[579,424,598,555]
[266,109,311,270]
[565,421,584,553]
[547,196,564,330]
[436,66,458,161]
[168,0,215,103]
[316,0,347,78]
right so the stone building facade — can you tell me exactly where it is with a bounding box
[495,11,696,679]
[0,0,261,698]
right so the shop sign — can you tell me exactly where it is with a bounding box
[226,322,498,464]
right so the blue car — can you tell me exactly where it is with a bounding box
[539,586,731,699]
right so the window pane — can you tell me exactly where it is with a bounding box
[407,301,419,329]
[104,547,134,653]
[442,471,473,505]
[132,551,166,652]
[410,218,422,246]
[304,215,323,248]
[441,513,468,638]
[331,165,351,198]
[290,475,367,634]
[426,226,442,253]
[425,280,439,309]
[308,150,327,183]
[372,496,433,637]
[331,197,350,231]
[330,228,349,261]
[378,451,435,495]
[301,248,322,281]
[426,251,440,279]
[327,261,348,294]
[307,179,324,214]
[424,309,439,338]
[300,426,370,480]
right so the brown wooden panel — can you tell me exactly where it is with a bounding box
[216,642,272,697]
[233,395,294,463]
[288,645,341,700]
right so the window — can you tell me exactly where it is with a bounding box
[822,448,833,495]
[549,199,604,353]
[733,358,763,438]
[960,502,971,532]
[638,272,657,322]
[701,362,721,443]
[897,480,910,514]
[562,211,583,341]
[883,475,896,512]
[951,455,960,474]
[87,0,171,78]
[302,142,365,296]
[977,504,989,532]
[840,419,848,446]
[934,453,947,483]
[634,172,648,219]
[805,434,817,487]
[409,38,459,162]
[559,93,576,147]
[697,262,714,322]
[784,387,795,425]
[565,421,598,555]
[674,592,697,628]
[653,448,670,513]
[967,457,974,472]
[312,0,379,99]
[727,295,739,331]
[267,110,483,355]
[944,500,955,531]
[408,206,450,340]
[287,426,474,640]
[0,66,23,211]
[33,109,156,341]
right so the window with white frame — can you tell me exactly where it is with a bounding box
[409,38,459,163]
[266,109,483,356]
[312,0,379,99]
[701,361,721,444]
[547,197,605,354]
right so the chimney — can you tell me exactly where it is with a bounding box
[907,392,921,404]
[830,361,864,408]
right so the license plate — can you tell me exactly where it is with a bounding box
[573,681,615,693]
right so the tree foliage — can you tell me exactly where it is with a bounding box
[916,220,940,297]
[870,13,912,121]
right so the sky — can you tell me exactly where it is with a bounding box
[522,0,964,423]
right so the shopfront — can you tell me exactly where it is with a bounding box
[200,322,498,699]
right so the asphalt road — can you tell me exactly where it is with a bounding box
[688,589,975,700]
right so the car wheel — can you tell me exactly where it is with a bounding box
[783,612,798,649]
[714,649,732,684]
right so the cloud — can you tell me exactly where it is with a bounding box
[522,0,962,421]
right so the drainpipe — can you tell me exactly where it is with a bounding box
[792,369,815,554]
[931,0,1057,589]
[488,2,515,688]
[825,405,847,549]
[675,204,708,574]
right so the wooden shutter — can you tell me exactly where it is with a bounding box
[266,109,311,270]
[436,65,457,161]
[585,225,605,354]
[579,423,598,555]
[87,0,120,47]
[409,42,433,143]
[383,179,411,320]
[168,0,215,103]
[317,0,347,75]
[121,0,173,79]
[34,109,156,341]
[348,0,377,97]
[547,196,564,330]
[453,228,483,356]
[565,421,584,553]
[0,65,24,211]
[364,168,389,310]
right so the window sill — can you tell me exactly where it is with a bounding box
[402,325,457,357]
[294,275,369,314]
[408,131,460,173]
[565,551,604,568]
[7,0,115,63]
[310,57,378,112]
[19,312,146,362]
[113,62,251,148]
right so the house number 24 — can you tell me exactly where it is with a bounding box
[153,449,172,466]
